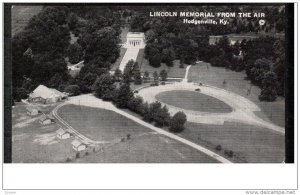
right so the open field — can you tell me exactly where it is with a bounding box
[137,49,186,78]
[12,103,75,163]
[156,90,232,113]
[57,104,218,163]
[181,122,284,163]
[188,62,285,127]
[11,5,43,36]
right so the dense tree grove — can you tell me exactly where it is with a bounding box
[127,6,285,101]
[12,6,122,101]
[12,5,285,104]
[129,5,284,68]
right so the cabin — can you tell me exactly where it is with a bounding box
[26,107,40,116]
[56,128,71,139]
[72,139,87,151]
[39,114,55,125]
[28,85,68,104]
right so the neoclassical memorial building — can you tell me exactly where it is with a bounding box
[125,32,145,48]
[118,32,145,72]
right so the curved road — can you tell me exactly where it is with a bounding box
[53,95,232,163]
[137,66,284,134]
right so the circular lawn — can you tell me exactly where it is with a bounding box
[156,90,232,113]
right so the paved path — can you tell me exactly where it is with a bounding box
[65,94,231,163]
[118,32,145,72]
[52,103,107,146]
[137,66,284,134]
[119,47,140,72]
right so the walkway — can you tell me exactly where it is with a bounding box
[118,32,145,72]
[65,94,232,163]
[137,66,285,134]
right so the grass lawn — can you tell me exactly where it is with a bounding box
[58,104,218,163]
[111,48,127,71]
[11,5,43,36]
[188,62,285,127]
[156,90,232,113]
[180,122,284,163]
[12,103,75,163]
[137,49,187,78]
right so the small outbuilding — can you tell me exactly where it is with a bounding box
[56,128,71,139]
[39,114,55,125]
[26,107,40,116]
[72,139,87,151]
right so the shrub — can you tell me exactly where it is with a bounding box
[153,105,171,127]
[215,145,222,151]
[159,70,168,81]
[169,111,187,133]
[113,83,133,108]
[259,87,277,102]
[224,150,234,158]
[128,96,144,114]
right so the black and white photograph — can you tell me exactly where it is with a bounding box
[2,1,298,192]
[5,3,293,165]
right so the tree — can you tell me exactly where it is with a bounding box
[259,87,277,102]
[123,60,135,83]
[159,70,168,81]
[132,61,140,76]
[149,53,162,68]
[67,12,78,31]
[153,105,171,127]
[84,26,120,65]
[169,111,187,133]
[148,101,163,123]
[259,71,278,101]
[127,96,144,114]
[162,48,175,66]
[134,71,142,85]
[67,43,83,64]
[143,71,150,83]
[153,71,159,85]
[94,73,116,101]
[64,85,81,96]
[114,83,133,108]
[12,87,28,102]
[114,68,122,82]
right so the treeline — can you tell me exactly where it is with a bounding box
[128,5,284,68]
[208,36,285,101]
[12,6,123,101]
[94,72,187,132]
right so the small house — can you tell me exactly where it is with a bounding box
[56,128,70,139]
[72,139,86,151]
[39,114,55,125]
[26,107,40,116]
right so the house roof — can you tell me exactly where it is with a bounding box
[56,128,68,136]
[30,85,66,99]
[39,114,54,122]
[26,107,38,112]
[72,139,84,147]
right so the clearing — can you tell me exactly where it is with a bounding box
[156,90,232,113]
